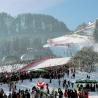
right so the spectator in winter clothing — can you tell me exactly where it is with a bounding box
[64,89,68,98]
[12,91,17,98]
[0,92,3,98]
[85,91,89,98]
[63,80,66,88]
[54,91,58,98]
[78,91,83,98]
[74,90,78,98]
[58,88,63,98]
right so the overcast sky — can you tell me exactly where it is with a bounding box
[0,0,64,15]
[0,0,98,30]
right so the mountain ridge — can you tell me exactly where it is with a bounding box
[0,12,70,60]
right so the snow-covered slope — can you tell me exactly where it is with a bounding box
[44,34,94,57]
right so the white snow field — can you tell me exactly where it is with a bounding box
[28,57,71,70]
[0,57,71,72]
[44,34,94,57]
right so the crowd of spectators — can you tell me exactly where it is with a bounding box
[0,80,90,98]
[0,67,97,98]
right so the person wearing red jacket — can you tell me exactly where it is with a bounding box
[85,91,89,98]
[78,91,83,98]
[64,89,68,98]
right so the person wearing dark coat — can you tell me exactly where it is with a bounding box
[71,90,75,98]
[74,90,78,98]
[67,89,69,98]
[26,91,30,98]
[12,91,17,98]
[0,92,3,98]
[58,88,63,98]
